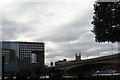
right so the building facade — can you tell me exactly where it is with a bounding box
[19,42,44,72]
[1,41,45,74]
[2,48,16,64]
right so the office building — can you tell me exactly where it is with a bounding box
[2,48,16,64]
[1,41,45,73]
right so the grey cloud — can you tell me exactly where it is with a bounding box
[4,2,93,43]
[67,9,93,28]
[45,31,118,62]
[46,41,118,62]
[2,2,118,66]
[35,11,93,43]
[2,20,32,40]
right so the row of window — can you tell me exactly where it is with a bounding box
[20,44,44,46]
[20,49,44,50]
[2,50,10,52]
[2,53,10,55]
[20,46,44,48]
[21,48,43,50]
[20,51,31,52]
[20,58,31,61]
[20,43,44,46]
[20,56,31,58]
[20,54,31,57]
[20,53,31,55]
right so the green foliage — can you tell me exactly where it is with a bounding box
[92,2,120,43]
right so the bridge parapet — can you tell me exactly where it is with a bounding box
[55,53,120,71]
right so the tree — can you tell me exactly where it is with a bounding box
[92,2,120,43]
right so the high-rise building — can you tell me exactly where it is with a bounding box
[1,41,45,73]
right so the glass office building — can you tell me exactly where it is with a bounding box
[1,41,45,74]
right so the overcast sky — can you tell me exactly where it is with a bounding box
[1,0,118,66]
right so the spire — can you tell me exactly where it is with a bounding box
[79,52,81,60]
[75,53,77,56]
[79,52,81,56]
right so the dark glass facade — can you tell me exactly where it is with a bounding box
[1,41,45,74]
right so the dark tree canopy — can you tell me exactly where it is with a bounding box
[92,2,120,43]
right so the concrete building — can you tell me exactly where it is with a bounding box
[1,41,45,74]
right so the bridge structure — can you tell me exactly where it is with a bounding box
[55,53,120,75]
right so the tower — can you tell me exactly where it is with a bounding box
[75,53,81,61]
[50,62,53,67]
